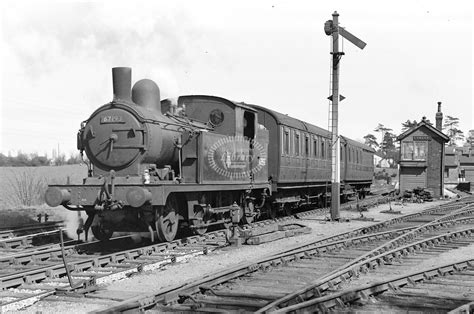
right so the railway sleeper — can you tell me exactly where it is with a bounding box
[24,273,48,284]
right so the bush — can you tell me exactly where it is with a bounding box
[0,153,50,167]
[6,169,47,207]
[0,152,84,167]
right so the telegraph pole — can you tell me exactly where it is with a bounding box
[325,11,366,221]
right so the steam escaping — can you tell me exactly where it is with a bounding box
[62,209,82,240]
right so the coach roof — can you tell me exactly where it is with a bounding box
[246,103,374,152]
[245,103,331,137]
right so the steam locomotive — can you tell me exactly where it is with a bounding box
[45,67,374,242]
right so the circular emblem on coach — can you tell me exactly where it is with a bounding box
[207,135,266,179]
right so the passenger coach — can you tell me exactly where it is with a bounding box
[249,104,374,210]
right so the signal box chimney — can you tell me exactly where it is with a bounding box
[436,101,443,131]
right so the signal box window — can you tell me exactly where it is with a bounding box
[414,142,427,160]
[401,141,427,160]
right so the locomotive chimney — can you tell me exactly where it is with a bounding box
[112,67,132,103]
[132,79,161,114]
[436,101,443,131]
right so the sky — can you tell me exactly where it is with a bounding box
[0,0,472,157]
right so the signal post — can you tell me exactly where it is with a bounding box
[324,11,366,221]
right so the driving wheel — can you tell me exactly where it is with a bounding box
[91,220,114,241]
[155,194,179,242]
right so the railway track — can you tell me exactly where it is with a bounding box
[0,229,74,253]
[270,238,474,312]
[1,195,472,312]
[339,259,474,313]
[0,230,228,312]
[0,221,63,239]
[260,217,474,312]
[92,197,474,312]
[0,190,394,271]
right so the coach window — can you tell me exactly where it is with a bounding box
[313,138,317,157]
[321,139,325,159]
[304,135,309,156]
[326,140,329,159]
[340,146,343,161]
[295,133,300,156]
[284,130,290,155]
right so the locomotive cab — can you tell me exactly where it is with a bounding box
[160,95,268,185]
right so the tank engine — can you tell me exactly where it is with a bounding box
[45,67,270,242]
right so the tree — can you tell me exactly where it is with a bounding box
[465,129,474,148]
[374,124,393,155]
[443,115,464,146]
[401,119,418,133]
[66,153,83,165]
[385,149,400,167]
[363,134,378,149]
[54,154,66,166]
[383,131,396,151]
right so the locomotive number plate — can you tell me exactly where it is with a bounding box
[100,115,124,124]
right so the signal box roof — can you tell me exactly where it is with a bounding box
[397,118,449,142]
